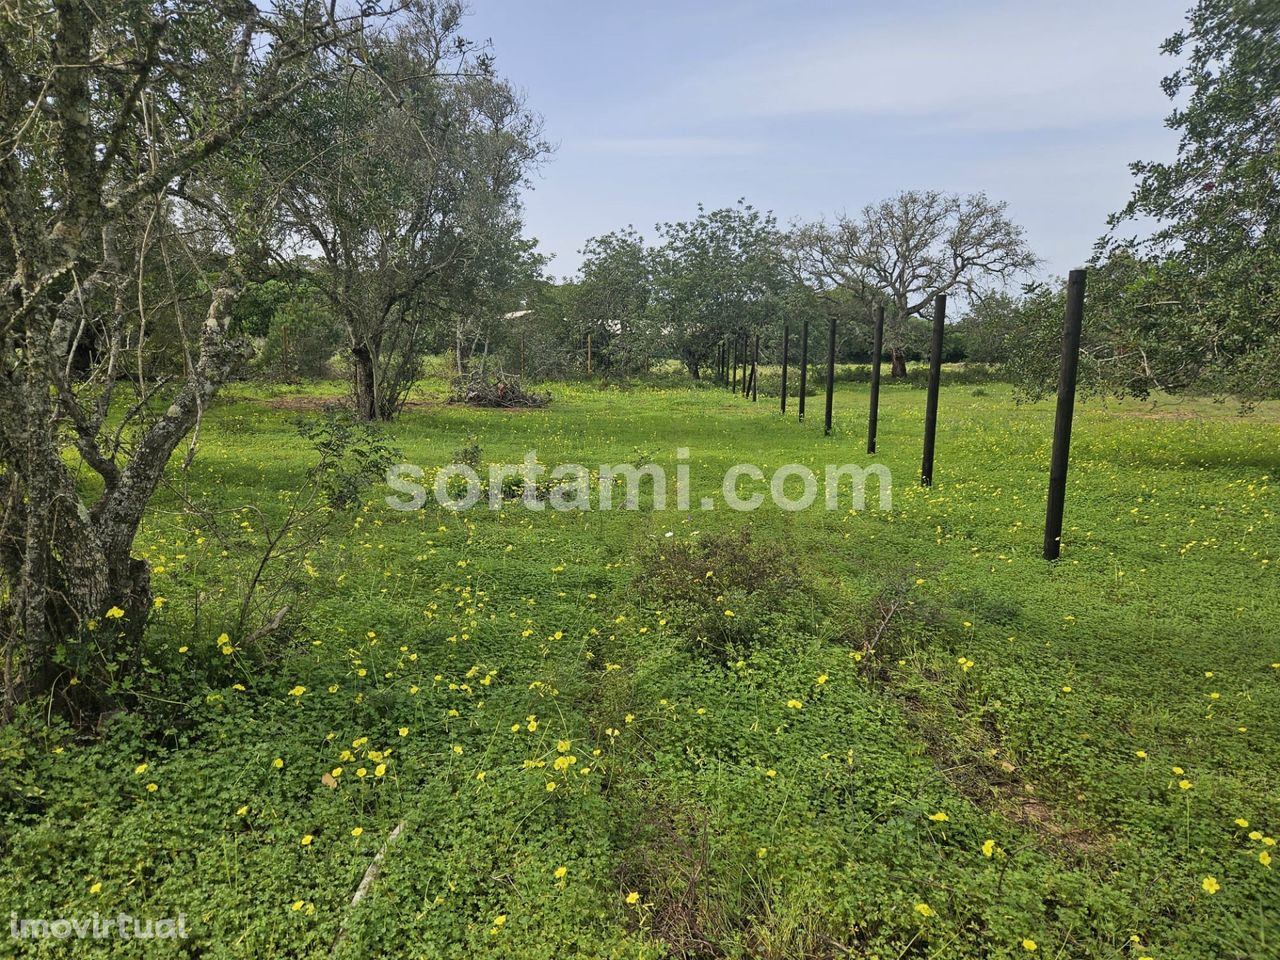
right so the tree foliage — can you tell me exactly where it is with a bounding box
[0,0,422,715]
[572,227,653,373]
[794,191,1037,376]
[650,202,791,378]
[267,1,547,419]
[1079,0,1280,399]
[0,0,548,714]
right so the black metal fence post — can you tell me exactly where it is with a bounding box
[868,305,884,454]
[798,320,809,421]
[1044,269,1087,561]
[823,316,836,436]
[920,294,946,486]
[780,323,789,413]
[751,335,759,401]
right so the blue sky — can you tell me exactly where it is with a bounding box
[463,0,1187,282]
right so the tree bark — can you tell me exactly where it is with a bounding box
[3,278,244,720]
[352,344,378,421]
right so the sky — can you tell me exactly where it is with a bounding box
[462,0,1188,283]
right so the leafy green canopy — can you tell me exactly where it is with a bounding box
[1077,0,1280,400]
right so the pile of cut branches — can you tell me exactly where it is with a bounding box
[448,370,551,408]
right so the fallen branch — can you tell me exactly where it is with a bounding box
[244,605,291,646]
[448,370,550,408]
[331,819,406,956]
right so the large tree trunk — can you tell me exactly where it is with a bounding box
[0,0,370,723]
[352,344,378,421]
[684,348,701,380]
[2,282,244,721]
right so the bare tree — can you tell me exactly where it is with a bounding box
[0,0,393,717]
[794,191,1037,376]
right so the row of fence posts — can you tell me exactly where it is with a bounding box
[713,269,1086,560]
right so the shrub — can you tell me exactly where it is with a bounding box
[753,369,818,398]
[635,529,804,663]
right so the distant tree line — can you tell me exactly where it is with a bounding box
[542,0,1280,402]
[219,3,1279,403]
[520,193,1035,380]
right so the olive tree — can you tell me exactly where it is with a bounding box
[572,227,654,373]
[1095,0,1280,400]
[0,0,394,716]
[269,2,547,419]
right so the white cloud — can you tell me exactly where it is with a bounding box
[679,0,1178,132]
[571,135,768,157]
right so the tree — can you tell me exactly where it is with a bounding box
[952,292,1022,365]
[446,228,548,376]
[999,252,1257,401]
[237,274,343,381]
[0,0,398,716]
[1097,0,1280,399]
[573,227,653,373]
[269,2,546,419]
[650,202,790,379]
[794,191,1037,376]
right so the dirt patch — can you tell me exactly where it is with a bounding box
[257,395,446,413]
[1105,399,1280,423]
[615,797,728,959]
[899,692,1106,857]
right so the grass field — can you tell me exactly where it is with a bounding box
[2,377,1278,959]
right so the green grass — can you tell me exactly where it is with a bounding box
[2,378,1278,959]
